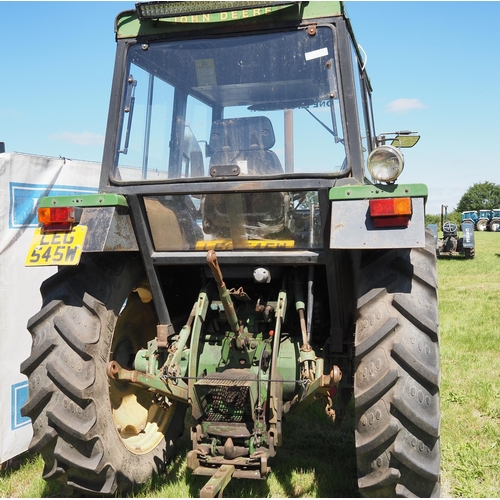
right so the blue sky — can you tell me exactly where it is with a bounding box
[1,1,499,214]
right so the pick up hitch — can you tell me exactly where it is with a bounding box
[199,465,235,498]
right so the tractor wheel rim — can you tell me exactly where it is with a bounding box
[110,381,175,454]
[109,288,173,455]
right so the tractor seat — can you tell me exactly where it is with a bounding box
[208,116,283,176]
[202,116,285,239]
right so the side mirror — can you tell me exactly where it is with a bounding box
[391,133,420,148]
[376,130,420,149]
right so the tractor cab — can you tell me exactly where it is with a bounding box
[491,209,500,232]
[461,210,478,226]
[99,1,423,255]
[477,209,492,231]
[104,3,355,253]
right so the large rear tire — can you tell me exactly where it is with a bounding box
[476,219,488,231]
[490,220,500,232]
[354,229,440,497]
[21,254,186,495]
[464,247,475,259]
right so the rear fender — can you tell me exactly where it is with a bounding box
[329,183,427,249]
[81,206,138,252]
[461,221,475,249]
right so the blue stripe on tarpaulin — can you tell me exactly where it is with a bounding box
[9,182,98,229]
[11,381,30,429]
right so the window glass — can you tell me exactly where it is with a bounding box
[114,27,347,181]
[145,190,322,251]
[117,66,174,181]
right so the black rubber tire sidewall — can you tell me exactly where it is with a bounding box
[21,253,186,495]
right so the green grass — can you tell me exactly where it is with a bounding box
[438,231,500,497]
[2,231,500,497]
[0,454,59,498]
[0,404,358,498]
[131,403,358,498]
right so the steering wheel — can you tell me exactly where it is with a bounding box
[443,221,457,234]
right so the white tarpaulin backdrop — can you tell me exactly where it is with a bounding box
[0,152,100,463]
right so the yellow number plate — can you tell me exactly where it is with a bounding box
[25,226,87,267]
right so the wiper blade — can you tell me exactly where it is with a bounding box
[303,106,344,144]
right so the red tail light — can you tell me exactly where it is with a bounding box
[38,206,75,232]
[369,198,412,228]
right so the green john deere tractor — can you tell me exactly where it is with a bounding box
[22,2,440,497]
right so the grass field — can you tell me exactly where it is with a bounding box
[438,231,500,497]
[1,232,499,497]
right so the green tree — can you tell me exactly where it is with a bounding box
[456,182,500,212]
[425,210,461,230]
[425,214,441,226]
[447,210,463,226]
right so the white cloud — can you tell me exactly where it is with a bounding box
[50,131,104,146]
[386,98,427,113]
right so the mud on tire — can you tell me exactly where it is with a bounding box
[20,254,186,495]
[354,229,440,497]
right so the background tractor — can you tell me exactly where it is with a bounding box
[429,221,475,259]
[476,209,491,231]
[461,210,478,229]
[490,209,500,231]
[21,2,440,498]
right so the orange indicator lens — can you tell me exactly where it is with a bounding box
[369,197,412,217]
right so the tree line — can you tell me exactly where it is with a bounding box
[425,181,500,226]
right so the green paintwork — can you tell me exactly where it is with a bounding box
[189,292,211,421]
[165,323,193,376]
[112,359,189,403]
[110,280,338,482]
[133,348,151,374]
[39,193,128,208]
[116,1,343,39]
[329,183,428,201]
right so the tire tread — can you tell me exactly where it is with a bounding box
[355,231,440,497]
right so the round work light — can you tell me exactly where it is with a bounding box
[367,145,404,183]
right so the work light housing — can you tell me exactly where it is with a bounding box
[367,145,404,183]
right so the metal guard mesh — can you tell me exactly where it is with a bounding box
[205,385,250,422]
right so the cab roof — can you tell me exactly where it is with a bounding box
[116,1,345,39]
